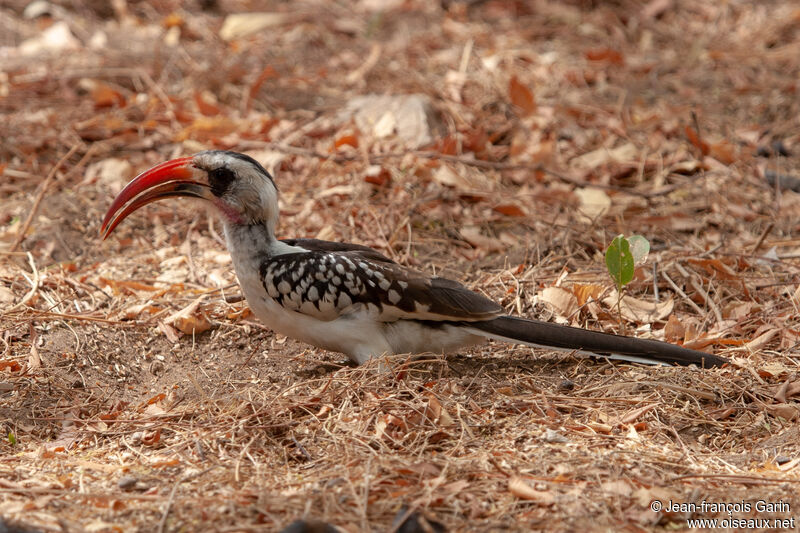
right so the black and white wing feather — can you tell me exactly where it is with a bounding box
[262,238,502,323]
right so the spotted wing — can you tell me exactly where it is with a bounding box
[261,240,503,322]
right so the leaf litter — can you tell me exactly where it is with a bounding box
[1,1,800,531]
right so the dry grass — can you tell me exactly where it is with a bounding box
[2,1,800,531]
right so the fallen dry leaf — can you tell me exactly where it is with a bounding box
[571,284,604,306]
[575,188,611,221]
[433,165,470,189]
[492,204,526,217]
[745,328,779,353]
[166,296,212,335]
[585,47,625,65]
[508,76,536,115]
[219,13,288,41]
[156,321,181,343]
[765,403,799,421]
[663,314,685,342]
[508,476,555,503]
[572,143,637,170]
[602,291,674,323]
[460,226,505,253]
[540,287,580,320]
[601,479,633,496]
[425,394,455,427]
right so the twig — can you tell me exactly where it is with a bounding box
[652,261,659,302]
[749,222,774,255]
[687,276,723,325]
[661,270,705,316]
[18,310,130,324]
[6,252,40,312]
[10,144,80,252]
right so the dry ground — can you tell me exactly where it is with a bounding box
[2,1,800,531]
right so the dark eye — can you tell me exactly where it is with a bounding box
[208,167,236,196]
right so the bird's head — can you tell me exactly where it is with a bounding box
[100,150,279,239]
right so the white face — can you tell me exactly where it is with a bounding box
[192,150,279,227]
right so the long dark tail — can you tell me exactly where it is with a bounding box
[464,316,727,368]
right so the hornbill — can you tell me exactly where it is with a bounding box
[100,150,727,368]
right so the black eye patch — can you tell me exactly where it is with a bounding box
[208,167,236,196]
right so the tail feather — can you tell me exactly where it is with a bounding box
[464,316,727,368]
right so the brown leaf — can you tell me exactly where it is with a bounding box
[588,422,612,434]
[601,292,674,323]
[686,258,739,280]
[492,204,526,217]
[709,140,738,165]
[334,133,359,150]
[193,91,221,116]
[663,314,685,342]
[175,116,238,142]
[433,165,471,189]
[167,296,212,335]
[585,48,625,65]
[28,339,41,371]
[123,303,163,320]
[249,65,279,101]
[685,125,710,155]
[765,403,799,421]
[91,82,125,109]
[172,314,212,335]
[443,480,470,493]
[575,188,611,220]
[601,479,633,496]
[540,287,580,319]
[745,328,779,352]
[619,403,657,425]
[0,360,22,372]
[426,394,455,427]
[162,12,184,28]
[98,277,159,295]
[432,135,458,155]
[157,321,181,343]
[508,476,555,503]
[142,428,162,446]
[460,226,505,253]
[145,393,166,406]
[571,284,604,307]
[508,76,536,115]
[572,143,637,170]
[364,165,391,186]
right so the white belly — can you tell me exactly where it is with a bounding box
[226,231,484,365]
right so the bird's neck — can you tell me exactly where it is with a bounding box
[222,219,298,259]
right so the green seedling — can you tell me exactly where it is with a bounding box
[605,234,650,334]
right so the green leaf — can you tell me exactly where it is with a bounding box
[628,235,650,265]
[605,235,635,289]
[8,432,16,446]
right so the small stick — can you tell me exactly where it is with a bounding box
[662,270,705,316]
[652,261,660,302]
[7,252,40,312]
[749,222,774,255]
